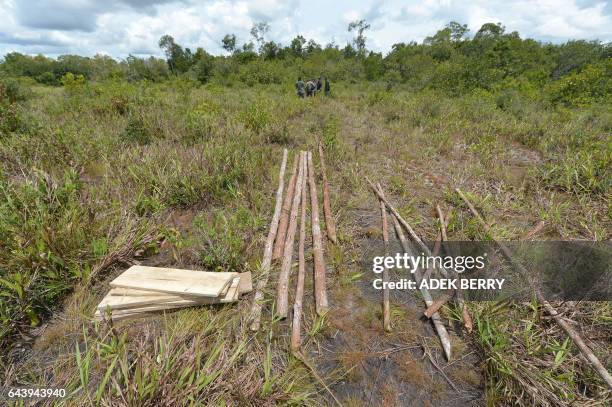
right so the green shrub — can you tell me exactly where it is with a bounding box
[195,207,259,272]
[60,72,86,95]
[240,100,271,134]
[548,60,611,106]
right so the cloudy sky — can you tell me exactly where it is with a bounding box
[0,0,610,58]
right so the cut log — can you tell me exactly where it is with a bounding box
[456,188,612,389]
[318,143,337,244]
[109,266,235,298]
[522,220,545,240]
[276,152,305,318]
[308,151,329,314]
[273,154,300,260]
[390,213,452,360]
[423,294,451,319]
[249,149,288,331]
[291,153,308,351]
[377,183,391,332]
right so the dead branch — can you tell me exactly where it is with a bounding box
[377,183,391,332]
[308,151,329,315]
[456,187,612,389]
[276,152,305,318]
[250,149,288,331]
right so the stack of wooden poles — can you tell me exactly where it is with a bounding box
[249,147,337,352]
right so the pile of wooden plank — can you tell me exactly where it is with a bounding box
[95,265,252,321]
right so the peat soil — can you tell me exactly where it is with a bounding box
[313,209,485,406]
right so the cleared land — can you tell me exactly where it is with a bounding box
[0,80,610,405]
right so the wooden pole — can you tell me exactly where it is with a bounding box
[291,153,308,351]
[308,151,329,314]
[366,177,448,277]
[456,188,612,389]
[276,152,305,318]
[273,154,300,261]
[249,149,288,331]
[390,213,453,360]
[436,204,472,333]
[318,142,338,244]
[377,183,391,332]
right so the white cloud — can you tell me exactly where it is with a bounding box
[0,0,610,58]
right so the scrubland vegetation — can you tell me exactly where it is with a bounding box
[0,20,610,405]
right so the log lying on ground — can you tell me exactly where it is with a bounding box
[291,153,308,351]
[390,213,453,360]
[424,294,451,319]
[273,155,300,261]
[522,220,545,240]
[308,151,329,314]
[249,149,288,331]
[456,187,612,389]
[276,152,305,318]
[318,143,338,244]
[377,183,391,332]
[436,204,472,333]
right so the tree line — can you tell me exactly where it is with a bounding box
[1,20,610,105]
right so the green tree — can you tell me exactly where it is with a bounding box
[289,35,306,57]
[348,19,370,56]
[250,22,270,54]
[222,34,237,53]
[158,35,193,73]
[192,48,214,83]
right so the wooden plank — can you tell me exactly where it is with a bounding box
[96,302,198,318]
[96,278,242,321]
[109,265,235,297]
[237,272,252,294]
[109,271,250,295]
[99,277,241,310]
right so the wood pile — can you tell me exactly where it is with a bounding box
[95,265,252,321]
[250,146,337,352]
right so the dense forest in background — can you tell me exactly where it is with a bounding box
[1,20,610,106]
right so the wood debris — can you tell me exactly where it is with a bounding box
[456,187,612,389]
[368,179,453,360]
